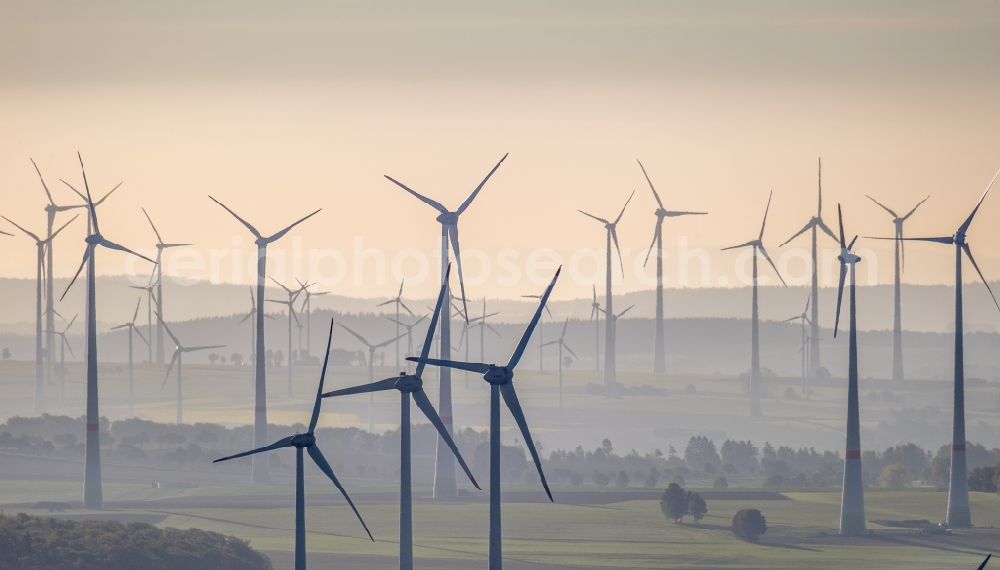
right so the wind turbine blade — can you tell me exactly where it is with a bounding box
[406,356,490,374]
[134,327,149,346]
[160,243,192,249]
[208,196,261,239]
[185,345,226,353]
[383,175,448,213]
[499,383,552,501]
[900,195,930,221]
[963,244,1000,313]
[959,168,1000,235]
[308,319,336,433]
[541,340,560,347]
[614,190,635,225]
[94,183,121,206]
[816,157,822,216]
[373,332,405,349]
[617,305,635,318]
[237,311,253,325]
[268,276,293,294]
[577,210,609,225]
[397,278,404,298]
[132,297,142,323]
[398,299,415,317]
[664,210,708,217]
[721,241,755,251]
[323,378,398,398]
[110,324,129,330]
[337,323,372,348]
[48,215,78,242]
[141,207,164,244]
[560,318,569,339]
[307,445,374,542]
[63,337,75,357]
[977,553,991,570]
[758,245,787,287]
[375,299,395,308]
[155,312,181,346]
[413,388,480,489]
[636,159,664,209]
[213,436,295,463]
[642,222,661,268]
[30,157,55,205]
[98,238,155,263]
[837,204,846,249]
[610,227,624,278]
[487,324,502,337]
[508,267,561,369]
[162,350,181,389]
[834,262,847,338]
[448,224,470,320]
[457,153,508,215]
[848,235,858,250]
[564,344,579,359]
[65,314,78,331]
[266,208,322,243]
[780,220,813,247]
[758,190,773,241]
[867,236,954,244]
[417,263,449,379]
[1,216,42,242]
[60,248,90,301]
[864,195,898,218]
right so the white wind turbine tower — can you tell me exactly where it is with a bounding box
[268,277,304,396]
[325,266,480,570]
[607,305,634,377]
[722,191,787,417]
[210,195,320,483]
[781,294,812,396]
[32,158,87,389]
[61,152,154,509]
[579,191,634,392]
[214,319,373,570]
[141,208,191,366]
[45,314,77,400]
[111,298,149,416]
[471,298,501,363]
[590,285,602,372]
[410,267,561,570]
[338,324,404,432]
[869,168,1000,528]
[158,313,224,425]
[129,270,156,363]
[295,278,328,358]
[385,153,507,500]
[3,214,77,413]
[832,205,866,536]
[520,292,553,373]
[864,194,930,382]
[378,279,415,370]
[637,160,708,375]
[543,318,578,410]
[779,158,837,382]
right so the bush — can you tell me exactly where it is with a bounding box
[0,513,272,569]
[879,463,912,489]
[968,465,999,492]
[732,508,767,542]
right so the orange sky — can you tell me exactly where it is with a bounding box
[2,1,1000,300]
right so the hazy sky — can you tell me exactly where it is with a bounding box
[3,1,1000,300]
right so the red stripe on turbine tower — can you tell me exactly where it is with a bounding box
[845,450,861,460]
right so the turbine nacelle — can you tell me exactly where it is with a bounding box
[483,365,513,385]
[394,372,423,393]
[85,233,102,245]
[290,433,316,448]
[436,212,459,224]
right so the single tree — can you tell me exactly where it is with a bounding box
[208,353,219,365]
[687,492,707,522]
[732,508,767,542]
[660,482,689,523]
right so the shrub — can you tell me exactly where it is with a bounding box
[732,508,767,542]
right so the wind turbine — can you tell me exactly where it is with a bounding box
[409,267,561,570]
[295,278,328,358]
[324,266,480,570]
[782,294,812,397]
[378,279,415,370]
[833,205,866,536]
[3,214,77,413]
[32,158,87,390]
[637,159,707,374]
[387,315,427,372]
[268,277,304,397]
[214,319,373,570]
[141,208,191,366]
[979,554,992,570]
[865,194,930,382]
[129,270,157,363]
[869,168,1000,528]
[520,292,554,373]
[61,152,153,509]
[385,153,507,500]
[780,158,837,381]
[722,191,787,417]
[158,313,224,425]
[471,298,501,363]
[110,298,149,416]
[209,195,320,483]
[590,285,602,372]
[543,319,578,409]
[45,314,77,400]
[579,191,634,391]
[338,324,404,432]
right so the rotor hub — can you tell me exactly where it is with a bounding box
[291,433,316,448]
[483,365,512,385]
[395,373,422,393]
[437,212,458,224]
[85,233,101,244]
